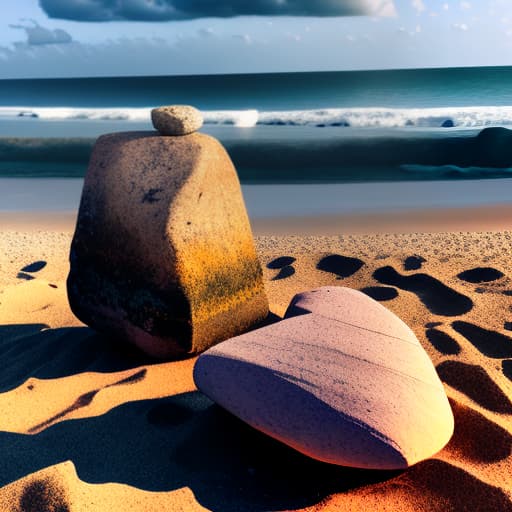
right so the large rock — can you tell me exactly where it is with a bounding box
[194,286,454,470]
[67,131,268,358]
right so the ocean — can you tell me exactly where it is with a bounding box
[1,66,512,216]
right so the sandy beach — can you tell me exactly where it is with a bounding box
[0,213,511,511]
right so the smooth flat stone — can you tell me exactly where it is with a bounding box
[194,286,454,470]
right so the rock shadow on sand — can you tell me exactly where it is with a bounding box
[0,324,158,393]
[317,254,364,280]
[436,360,512,414]
[0,391,401,512]
[451,321,512,359]
[373,266,473,316]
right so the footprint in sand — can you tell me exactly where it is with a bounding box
[403,255,426,271]
[436,360,512,414]
[267,256,296,281]
[17,260,47,281]
[451,321,512,359]
[373,266,473,316]
[425,328,461,355]
[360,286,398,302]
[457,267,504,284]
[316,254,364,280]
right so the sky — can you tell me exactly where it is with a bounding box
[1,0,512,78]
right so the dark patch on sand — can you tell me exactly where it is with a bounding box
[425,322,443,328]
[17,272,35,281]
[267,256,296,269]
[21,261,47,273]
[502,360,512,382]
[18,479,69,512]
[404,255,426,271]
[457,267,504,283]
[452,321,512,359]
[267,257,296,280]
[317,254,364,280]
[360,286,398,302]
[426,329,461,355]
[504,322,512,331]
[142,188,164,204]
[437,361,512,413]
[373,266,473,316]
[446,400,512,463]
[147,401,196,428]
[48,284,58,289]
[272,266,295,281]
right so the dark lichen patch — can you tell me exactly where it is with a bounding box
[437,360,512,413]
[17,272,35,281]
[373,266,473,316]
[272,266,295,281]
[142,188,164,203]
[360,286,398,302]
[317,254,364,279]
[18,479,69,512]
[452,321,512,359]
[426,328,461,355]
[267,256,296,269]
[404,255,426,271]
[21,261,47,273]
[457,267,504,283]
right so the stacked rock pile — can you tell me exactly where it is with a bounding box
[67,105,269,358]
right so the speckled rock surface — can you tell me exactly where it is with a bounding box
[67,131,268,358]
[194,286,454,470]
[151,105,203,136]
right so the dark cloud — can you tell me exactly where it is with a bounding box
[9,21,72,45]
[39,0,396,22]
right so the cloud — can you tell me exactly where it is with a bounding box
[9,21,72,45]
[39,0,396,21]
[452,22,469,30]
[411,0,426,14]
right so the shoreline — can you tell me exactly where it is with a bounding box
[2,202,512,235]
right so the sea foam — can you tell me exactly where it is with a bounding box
[3,105,512,128]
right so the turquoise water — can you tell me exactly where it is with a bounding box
[2,66,512,181]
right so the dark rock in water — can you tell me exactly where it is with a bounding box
[441,119,455,128]
[316,124,326,128]
[67,131,268,359]
[331,121,350,127]
[475,127,512,168]
[18,111,38,118]
[194,287,454,470]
